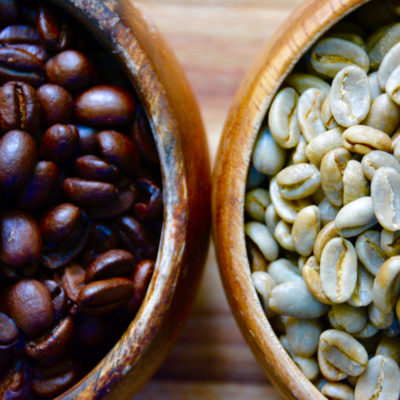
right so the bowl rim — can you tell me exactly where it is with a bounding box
[42,0,211,398]
[212,0,370,398]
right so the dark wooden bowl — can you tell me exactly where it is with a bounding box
[46,0,211,398]
[212,0,369,399]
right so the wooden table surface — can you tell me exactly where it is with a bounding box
[132,1,303,398]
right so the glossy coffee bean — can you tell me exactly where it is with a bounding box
[40,203,82,245]
[25,316,73,359]
[37,84,73,126]
[40,124,79,163]
[74,155,119,181]
[0,25,39,44]
[89,223,120,253]
[85,249,135,282]
[75,85,135,127]
[8,43,49,63]
[77,278,134,314]
[43,280,66,320]
[135,178,162,221]
[0,81,41,133]
[126,260,155,315]
[0,211,41,269]
[0,313,19,349]
[17,161,58,211]
[76,125,98,155]
[0,130,37,191]
[61,264,85,303]
[62,177,117,206]
[8,279,54,336]
[45,50,92,91]
[0,47,45,86]
[37,4,71,52]
[88,189,136,219]
[97,130,140,176]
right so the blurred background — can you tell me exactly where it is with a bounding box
[133,1,302,398]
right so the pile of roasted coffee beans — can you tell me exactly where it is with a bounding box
[0,1,163,398]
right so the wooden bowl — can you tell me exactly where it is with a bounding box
[45,0,211,398]
[212,0,370,399]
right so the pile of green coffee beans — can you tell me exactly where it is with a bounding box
[245,1,400,399]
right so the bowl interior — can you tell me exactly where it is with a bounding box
[213,0,371,399]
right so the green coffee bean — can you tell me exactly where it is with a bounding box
[286,317,322,357]
[321,382,354,400]
[342,161,369,206]
[319,197,340,225]
[342,126,392,155]
[348,265,374,308]
[328,303,368,334]
[380,229,400,257]
[245,221,279,262]
[245,188,270,221]
[355,230,387,276]
[318,346,348,382]
[285,72,331,96]
[306,128,343,167]
[274,220,295,251]
[267,258,301,285]
[251,271,276,318]
[361,150,400,180]
[376,336,400,363]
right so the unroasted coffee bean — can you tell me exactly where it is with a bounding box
[0,81,41,133]
[75,85,135,127]
[77,278,134,314]
[17,161,58,211]
[8,279,54,336]
[40,124,79,163]
[0,129,37,191]
[97,130,140,176]
[45,50,92,91]
[37,84,73,126]
[85,249,135,282]
[0,211,41,269]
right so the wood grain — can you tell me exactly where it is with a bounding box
[133,1,302,399]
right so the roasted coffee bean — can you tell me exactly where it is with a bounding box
[135,178,162,221]
[37,84,73,126]
[62,177,117,206]
[0,211,41,269]
[77,278,135,315]
[25,316,73,359]
[89,223,120,253]
[0,360,31,400]
[43,280,66,320]
[74,155,119,182]
[85,250,135,282]
[61,264,85,303]
[37,4,71,52]
[0,47,45,87]
[8,279,54,336]
[0,25,39,45]
[0,313,18,349]
[97,130,140,176]
[40,124,79,163]
[75,85,136,127]
[76,125,98,155]
[45,50,93,91]
[7,43,49,63]
[17,161,58,211]
[0,81,41,133]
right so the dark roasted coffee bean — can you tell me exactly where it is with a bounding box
[0,360,31,400]
[74,155,119,181]
[0,313,19,349]
[37,84,73,125]
[7,43,49,63]
[76,125,98,154]
[97,130,140,176]
[8,279,54,336]
[45,50,92,91]
[61,264,85,303]
[0,81,41,133]
[126,260,155,315]
[116,215,157,260]
[62,177,117,206]
[131,107,159,165]
[0,130,37,191]
[0,211,41,269]
[0,25,39,45]
[40,204,90,269]
[77,278,134,315]
[43,280,66,320]
[135,178,162,221]
[89,223,120,253]
[40,203,81,245]
[75,85,135,126]
[37,3,71,52]
[17,161,58,211]
[25,316,73,359]
[0,2,19,27]
[88,189,136,220]
[0,47,45,86]
[40,124,79,162]
[86,249,135,282]
[32,359,77,398]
